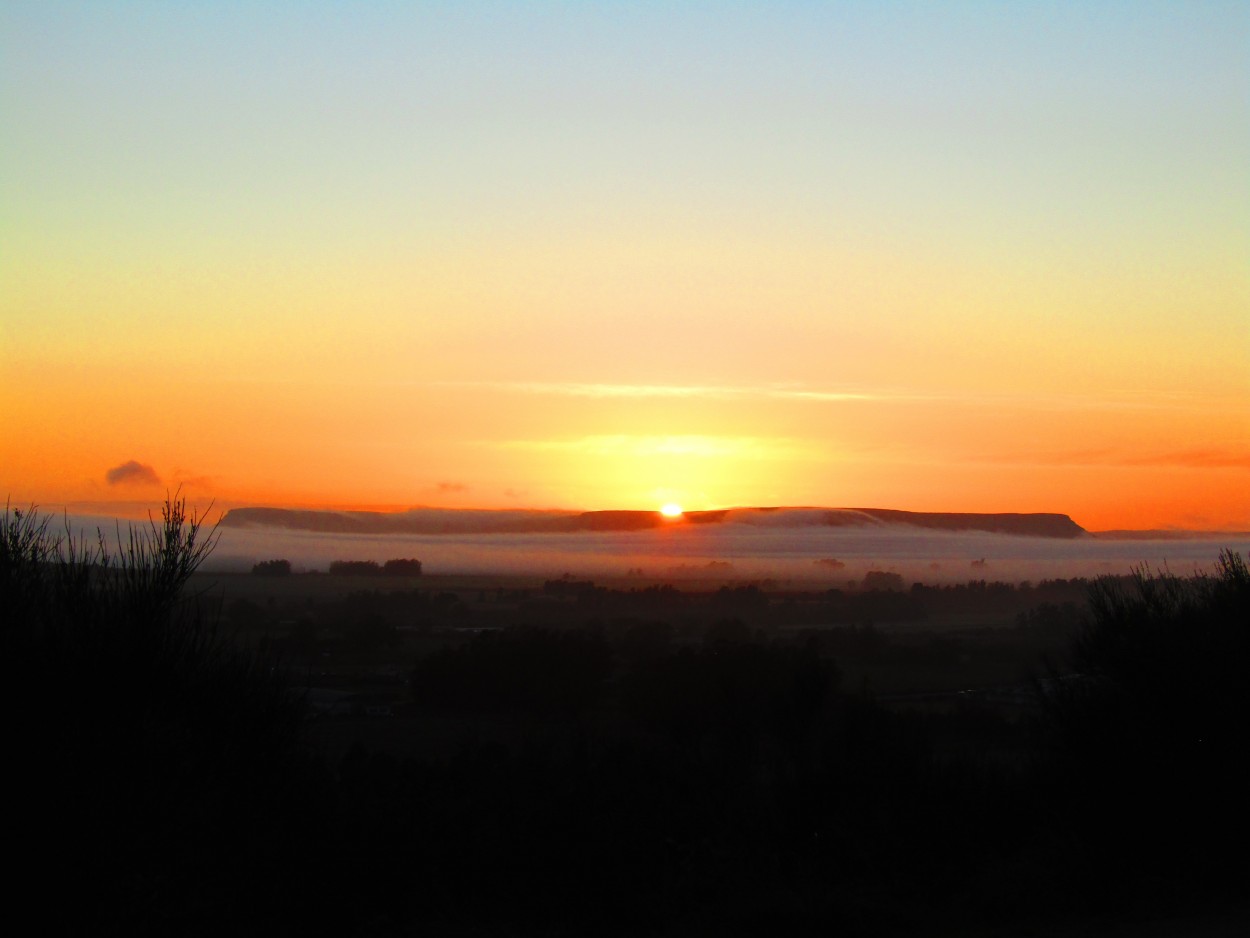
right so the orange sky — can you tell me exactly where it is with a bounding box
[2,4,1247,530]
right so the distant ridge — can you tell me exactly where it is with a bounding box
[221,506,1088,539]
[841,508,1087,539]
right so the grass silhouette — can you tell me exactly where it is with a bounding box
[4,496,318,933]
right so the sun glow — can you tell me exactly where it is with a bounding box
[660,503,684,518]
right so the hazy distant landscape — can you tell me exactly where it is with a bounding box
[198,505,1250,583]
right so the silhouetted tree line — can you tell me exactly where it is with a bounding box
[861,569,906,591]
[251,558,291,576]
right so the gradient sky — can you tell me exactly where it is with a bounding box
[3,1,1247,529]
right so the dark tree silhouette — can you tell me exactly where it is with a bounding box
[861,570,905,592]
[382,557,422,576]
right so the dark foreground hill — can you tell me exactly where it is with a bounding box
[221,505,1089,538]
[7,498,1249,935]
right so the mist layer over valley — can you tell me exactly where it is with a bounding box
[165,506,1250,582]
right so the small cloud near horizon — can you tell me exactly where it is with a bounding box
[106,460,161,487]
[436,482,468,493]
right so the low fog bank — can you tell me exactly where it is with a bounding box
[222,505,1088,538]
[209,521,1247,585]
[51,511,1247,584]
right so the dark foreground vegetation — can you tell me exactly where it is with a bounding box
[5,499,1249,936]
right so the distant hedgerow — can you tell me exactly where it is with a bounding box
[382,557,422,576]
[328,557,422,576]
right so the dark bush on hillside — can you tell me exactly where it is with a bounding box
[252,557,291,576]
[862,570,906,592]
[382,557,422,576]
[1040,550,1250,899]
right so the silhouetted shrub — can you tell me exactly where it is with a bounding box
[4,498,317,931]
[861,570,905,592]
[382,557,422,576]
[1039,550,1250,902]
[252,558,291,576]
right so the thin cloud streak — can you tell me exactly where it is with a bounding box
[977,447,1250,470]
[437,381,1233,413]
[440,381,881,403]
[487,434,818,460]
[211,377,1233,416]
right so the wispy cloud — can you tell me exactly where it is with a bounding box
[439,381,881,403]
[1117,449,1250,470]
[489,434,816,460]
[979,447,1250,470]
[436,380,1233,413]
[436,481,468,493]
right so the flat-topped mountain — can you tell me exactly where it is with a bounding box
[833,508,1088,538]
[221,506,1089,539]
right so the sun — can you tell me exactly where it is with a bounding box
[659,503,684,518]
